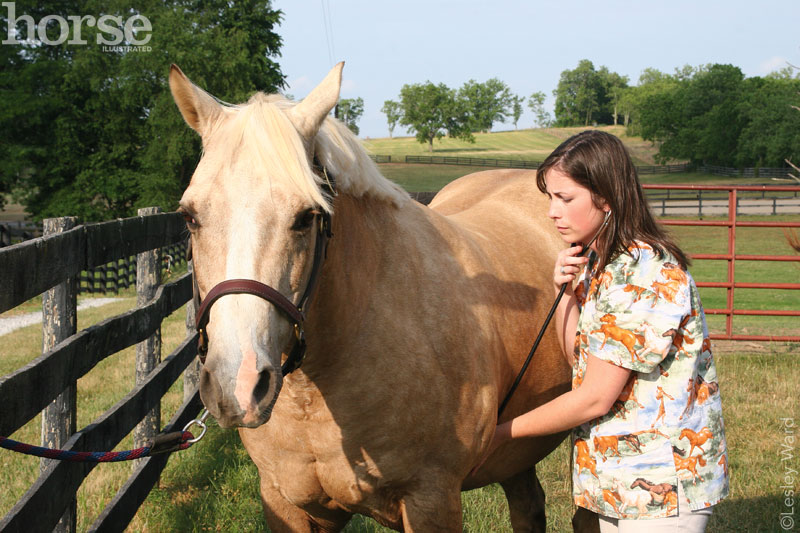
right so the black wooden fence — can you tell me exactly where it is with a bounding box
[1,222,187,295]
[79,241,188,294]
[0,222,41,248]
[0,208,201,533]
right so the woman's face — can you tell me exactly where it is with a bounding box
[544,167,609,250]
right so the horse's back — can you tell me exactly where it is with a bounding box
[427,169,562,258]
[428,169,542,215]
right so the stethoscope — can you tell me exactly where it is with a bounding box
[497,210,612,417]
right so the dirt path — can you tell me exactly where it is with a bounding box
[0,298,121,336]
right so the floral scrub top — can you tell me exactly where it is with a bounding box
[571,241,729,519]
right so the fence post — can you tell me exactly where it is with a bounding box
[41,216,79,533]
[773,197,777,215]
[184,254,201,402]
[133,207,162,466]
[698,190,703,217]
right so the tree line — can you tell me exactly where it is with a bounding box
[384,59,800,167]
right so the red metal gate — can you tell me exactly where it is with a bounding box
[644,184,800,342]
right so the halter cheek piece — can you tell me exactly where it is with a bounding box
[188,161,335,376]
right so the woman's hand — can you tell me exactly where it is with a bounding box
[470,422,512,477]
[553,245,589,288]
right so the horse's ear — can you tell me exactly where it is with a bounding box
[169,64,223,136]
[287,62,344,140]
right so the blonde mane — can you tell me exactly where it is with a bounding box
[206,92,409,213]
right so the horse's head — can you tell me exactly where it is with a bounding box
[169,63,343,428]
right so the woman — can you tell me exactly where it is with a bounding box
[483,131,729,532]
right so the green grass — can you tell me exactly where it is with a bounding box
[363,125,663,166]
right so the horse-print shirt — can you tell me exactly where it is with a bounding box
[571,241,729,519]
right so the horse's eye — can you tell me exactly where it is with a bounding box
[293,208,319,232]
[179,209,198,230]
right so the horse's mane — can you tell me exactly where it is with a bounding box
[208,92,409,213]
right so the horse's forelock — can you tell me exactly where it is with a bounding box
[206,95,332,212]
[203,91,409,211]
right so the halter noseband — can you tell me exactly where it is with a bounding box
[189,162,335,375]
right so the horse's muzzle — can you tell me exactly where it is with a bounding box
[199,364,282,428]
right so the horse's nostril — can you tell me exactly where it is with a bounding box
[253,370,271,401]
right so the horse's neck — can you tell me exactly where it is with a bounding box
[301,192,420,370]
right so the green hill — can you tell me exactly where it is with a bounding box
[362,125,662,166]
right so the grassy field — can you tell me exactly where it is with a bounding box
[362,125,663,167]
[1,145,798,530]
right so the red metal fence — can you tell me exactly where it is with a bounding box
[645,184,800,342]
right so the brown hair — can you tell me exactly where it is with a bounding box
[535,130,689,275]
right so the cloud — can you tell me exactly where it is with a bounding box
[758,56,790,75]
[341,78,357,93]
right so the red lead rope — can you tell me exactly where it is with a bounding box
[0,431,195,462]
[0,409,210,462]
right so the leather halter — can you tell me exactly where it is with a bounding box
[188,162,335,375]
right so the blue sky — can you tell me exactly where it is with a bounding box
[271,0,800,139]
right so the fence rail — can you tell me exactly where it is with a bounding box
[646,184,800,342]
[696,165,795,178]
[0,209,199,532]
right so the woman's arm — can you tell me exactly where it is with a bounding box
[504,354,631,438]
[474,355,631,471]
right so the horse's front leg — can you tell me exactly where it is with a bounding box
[499,467,546,533]
[258,475,352,533]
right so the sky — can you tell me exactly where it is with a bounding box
[271,0,800,139]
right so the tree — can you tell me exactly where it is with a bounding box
[527,91,552,127]
[624,68,678,136]
[381,100,402,138]
[554,60,603,126]
[398,81,473,152]
[0,0,286,220]
[337,97,363,135]
[510,95,524,130]
[458,78,513,132]
[604,71,629,126]
[736,76,800,167]
[553,60,628,126]
[634,64,747,165]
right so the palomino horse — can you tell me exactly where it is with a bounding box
[170,62,583,531]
